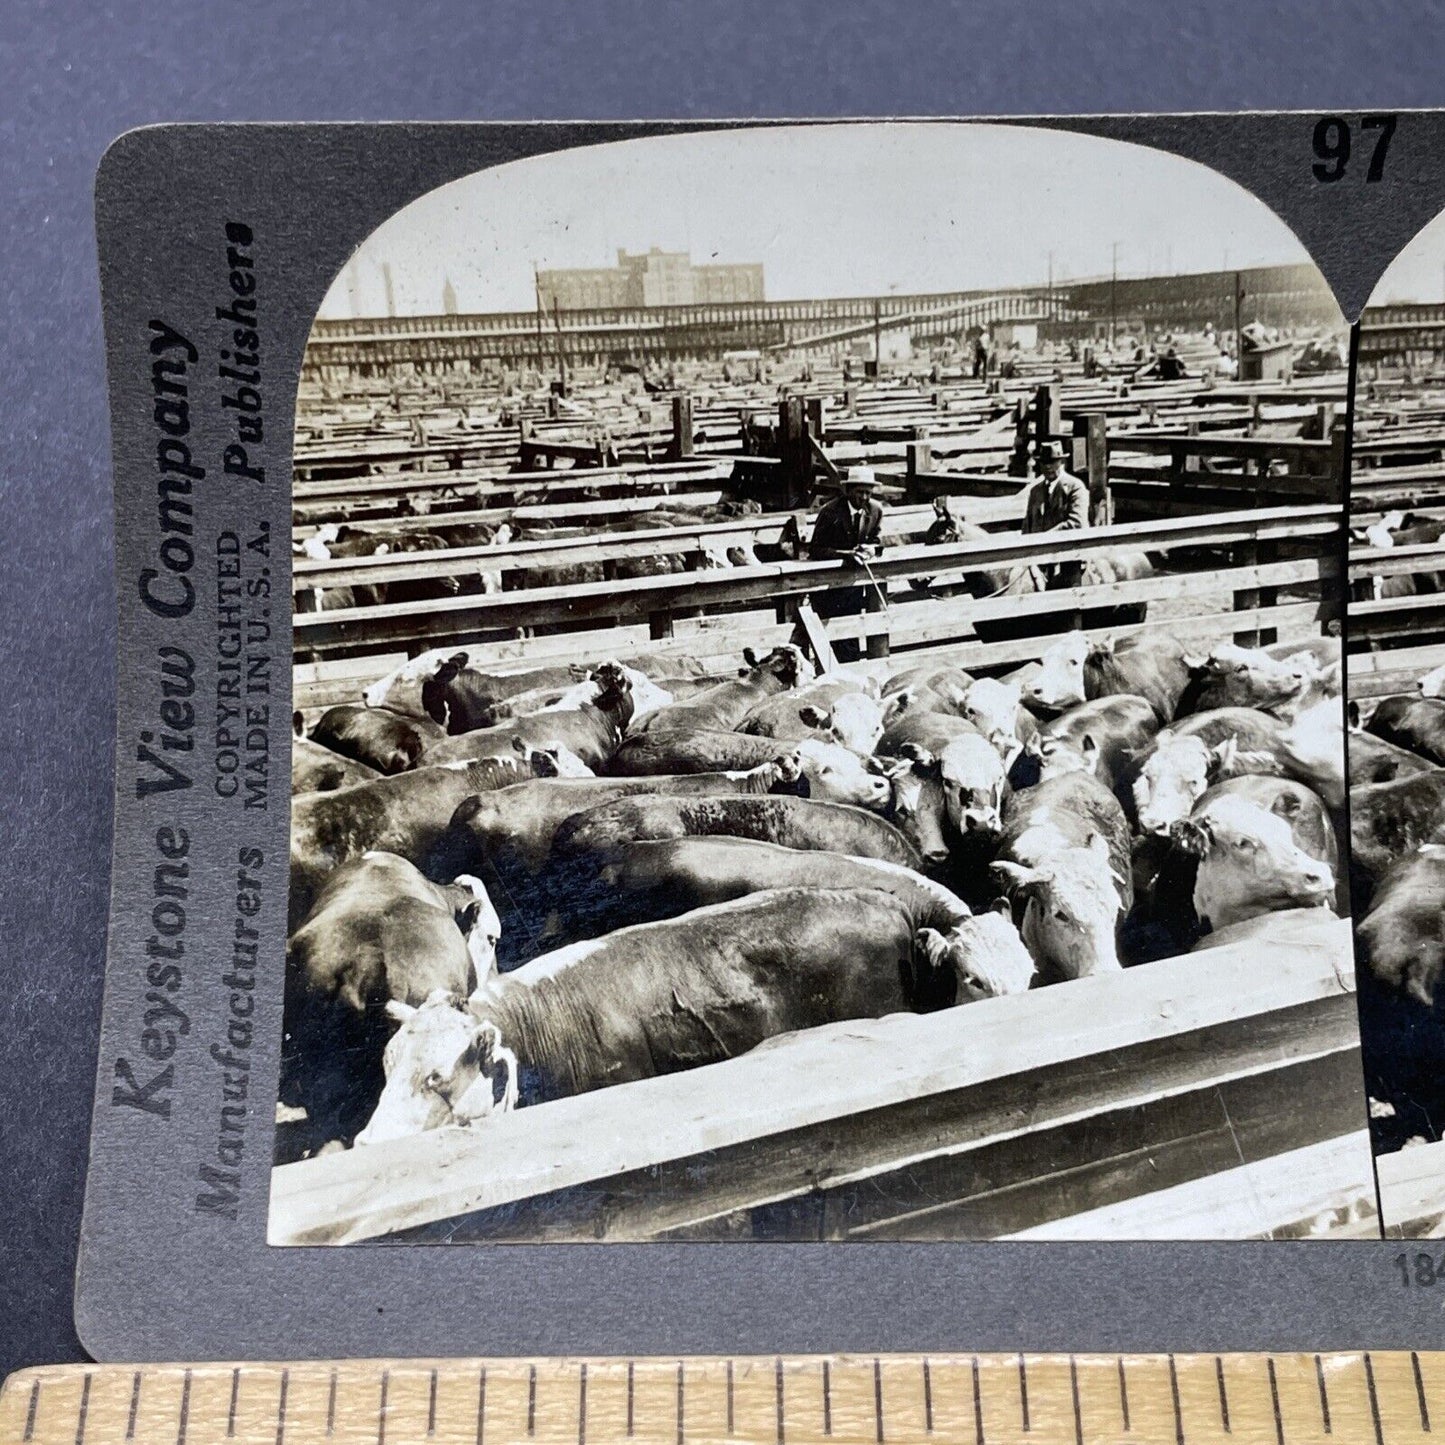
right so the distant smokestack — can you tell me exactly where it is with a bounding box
[382,262,397,318]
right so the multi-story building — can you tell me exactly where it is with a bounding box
[536,248,764,310]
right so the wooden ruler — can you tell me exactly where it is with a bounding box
[0,1353,1440,1445]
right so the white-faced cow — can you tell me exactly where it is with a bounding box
[280,852,500,1156]
[1169,775,1336,933]
[991,771,1134,980]
[355,886,1002,1143]
[638,645,813,733]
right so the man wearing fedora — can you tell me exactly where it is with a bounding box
[1023,440,1090,588]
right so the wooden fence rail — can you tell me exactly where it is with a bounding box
[269,914,1363,1246]
[292,504,1339,662]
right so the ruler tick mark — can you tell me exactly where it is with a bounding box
[177,1368,192,1445]
[378,1368,390,1445]
[476,1367,487,1445]
[228,1368,241,1438]
[1415,1351,1433,1432]
[727,1361,735,1437]
[923,1358,934,1435]
[1019,1354,1031,1432]
[126,1372,141,1440]
[776,1357,786,1445]
[23,1380,38,1443]
[578,1363,587,1445]
[1168,1355,1184,1445]
[1366,1354,1386,1445]
[627,1361,635,1438]
[276,1369,290,1445]
[1216,1357,1231,1433]
[823,1360,832,1437]
[428,1369,438,1437]
[1117,1358,1131,1433]
[677,1361,685,1445]
[327,1370,338,1438]
[1069,1357,1083,1445]
[75,1372,92,1445]
[874,1358,885,1444]
[528,1364,537,1437]
[972,1357,985,1445]
[1315,1355,1331,1434]
[1268,1358,1285,1445]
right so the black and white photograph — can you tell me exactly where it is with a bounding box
[267,122,1370,1247]
[1347,214,1445,1237]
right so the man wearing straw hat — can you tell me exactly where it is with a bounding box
[808,466,887,660]
[809,465,885,565]
[1023,440,1090,589]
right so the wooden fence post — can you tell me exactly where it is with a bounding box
[670,393,694,461]
[779,395,810,509]
[1009,399,1032,477]
[1328,417,1348,505]
[905,440,933,503]
[1085,413,1112,526]
[805,396,828,447]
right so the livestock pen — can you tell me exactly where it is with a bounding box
[1344,378,1445,1237]
[1348,380,1445,699]
[275,374,1370,1244]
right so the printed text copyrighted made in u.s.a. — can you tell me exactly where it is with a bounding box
[111,219,275,1226]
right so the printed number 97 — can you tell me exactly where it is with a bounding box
[1313,114,1397,183]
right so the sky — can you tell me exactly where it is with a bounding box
[319,122,1323,319]
[1369,208,1445,304]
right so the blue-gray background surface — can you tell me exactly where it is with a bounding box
[5,0,1444,1379]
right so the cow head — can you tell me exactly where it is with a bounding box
[1182,644,1312,717]
[991,831,1124,978]
[1172,793,1335,932]
[1023,631,1090,712]
[883,747,950,866]
[363,649,466,716]
[588,661,635,733]
[798,740,891,811]
[938,732,1007,836]
[824,693,885,754]
[1035,732,1099,783]
[915,899,1036,1000]
[1133,731,1213,833]
[354,991,517,1147]
[514,737,595,778]
[758,750,807,797]
[419,652,473,728]
[449,874,502,987]
[960,678,1024,764]
[741,644,813,690]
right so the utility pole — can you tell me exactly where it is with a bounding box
[1234,271,1245,359]
[1047,250,1054,319]
[533,267,546,378]
[552,297,569,395]
[1110,242,1119,350]
[872,296,882,375]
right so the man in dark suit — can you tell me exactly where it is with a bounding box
[1023,440,1091,589]
[808,467,887,660]
[809,466,885,563]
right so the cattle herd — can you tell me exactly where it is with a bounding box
[280,624,1348,1165]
